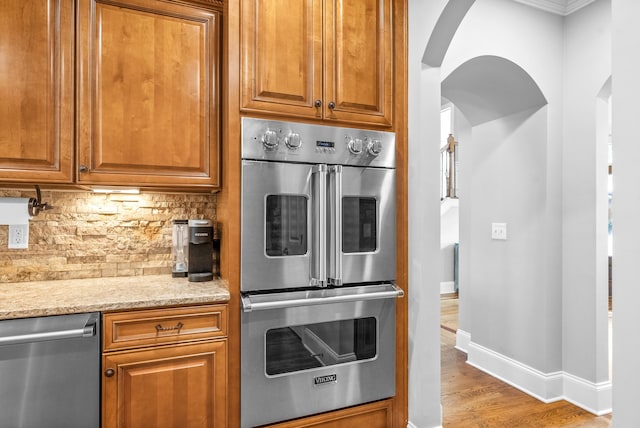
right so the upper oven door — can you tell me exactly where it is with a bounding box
[328,166,396,285]
[242,160,325,292]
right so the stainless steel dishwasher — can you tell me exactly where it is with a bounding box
[0,312,100,428]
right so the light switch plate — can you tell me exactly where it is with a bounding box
[8,224,29,249]
[491,222,507,240]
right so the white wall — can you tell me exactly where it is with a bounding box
[439,0,615,412]
[410,0,617,424]
[453,107,473,337]
[440,199,458,287]
[467,106,561,370]
[611,0,640,424]
[407,1,449,426]
[562,0,611,387]
[442,0,565,376]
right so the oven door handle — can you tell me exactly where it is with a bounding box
[328,165,342,286]
[311,164,327,287]
[241,285,404,312]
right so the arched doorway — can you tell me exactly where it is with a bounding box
[407,1,612,425]
[440,56,549,366]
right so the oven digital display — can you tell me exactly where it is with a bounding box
[316,140,335,148]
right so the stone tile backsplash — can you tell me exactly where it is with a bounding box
[0,189,216,283]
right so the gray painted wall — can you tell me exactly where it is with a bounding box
[562,0,611,385]
[407,1,449,426]
[454,107,473,337]
[466,106,563,372]
[440,202,458,284]
[409,0,618,424]
[611,0,640,424]
[442,0,565,375]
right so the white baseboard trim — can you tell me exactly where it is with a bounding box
[465,340,613,415]
[440,281,456,294]
[467,341,564,402]
[406,404,443,428]
[407,422,442,428]
[455,329,470,353]
[563,372,612,415]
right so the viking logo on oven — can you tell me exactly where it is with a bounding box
[313,374,337,386]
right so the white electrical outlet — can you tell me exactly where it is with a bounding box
[491,222,507,240]
[8,224,29,249]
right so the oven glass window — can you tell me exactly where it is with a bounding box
[265,317,377,376]
[265,195,308,257]
[342,197,377,253]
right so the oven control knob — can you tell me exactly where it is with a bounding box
[285,132,302,150]
[367,139,383,156]
[261,129,279,150]
[348,138,364,155]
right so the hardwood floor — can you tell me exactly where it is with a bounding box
[441,297,612,427]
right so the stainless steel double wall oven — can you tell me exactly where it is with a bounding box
[240,118,402,427]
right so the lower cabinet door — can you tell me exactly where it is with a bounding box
[102,340,227,428]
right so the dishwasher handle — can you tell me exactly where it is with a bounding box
[0,314,98,347]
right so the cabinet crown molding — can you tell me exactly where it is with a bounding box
[175,0,224,9]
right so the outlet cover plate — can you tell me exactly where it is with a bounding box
[491,222,507,240]
[8,224,29,249]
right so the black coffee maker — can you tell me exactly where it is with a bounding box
[188,219,214,282]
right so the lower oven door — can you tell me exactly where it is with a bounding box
[240,284,403,428]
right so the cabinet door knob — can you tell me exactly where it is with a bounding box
[105,368,115,377]
[328,101,336,110]
[314,99,322,108]
[79,165,89,173]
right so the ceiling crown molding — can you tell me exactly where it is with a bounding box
[513,0,596,16]
[565,0,597,14]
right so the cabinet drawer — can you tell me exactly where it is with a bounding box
[103,305,227,351]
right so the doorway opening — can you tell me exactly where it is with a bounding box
[440,104,459,299]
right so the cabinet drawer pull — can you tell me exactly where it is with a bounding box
[328,101,336,110]
[155,321,184,332]
[79,165,89,173]
[105,368,115,377]
[314,99,322,108]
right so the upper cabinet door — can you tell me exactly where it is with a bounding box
[0,0,75,184]
[241,0,323,119]
[324,0,392,126]
[240,0,392,127]
[77,0,220,190]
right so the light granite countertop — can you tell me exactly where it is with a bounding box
[0,275,229,320]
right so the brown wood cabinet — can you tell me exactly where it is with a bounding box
[0,0,75,184]
[77,0,221,190]
[1,0,222,191]
[102,305,228,428]
[241,0,392,127]
[226,1,408,426]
